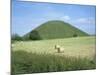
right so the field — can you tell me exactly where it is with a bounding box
[12,36,96,74]
[12,36,95,59]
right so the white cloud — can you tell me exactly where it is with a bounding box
[61,16,71,21]
[73,17,95,25]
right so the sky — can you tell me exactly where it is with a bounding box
[12,0,96,36]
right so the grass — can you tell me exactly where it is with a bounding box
[12,36,96,74]
[12,36,96,59]
[11,50,96,75]
[24,20,88,40]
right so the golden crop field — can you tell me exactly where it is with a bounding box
[12,36,96,59]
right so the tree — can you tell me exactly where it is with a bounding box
[73,33,78,37]
[29,30,41,40]
[11,34,22,41]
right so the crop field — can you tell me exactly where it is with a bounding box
[12,36,96,74]
[12,36,96,59]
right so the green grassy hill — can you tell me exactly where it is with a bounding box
[23,20,88,40]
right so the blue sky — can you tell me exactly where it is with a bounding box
[12,0,96,36]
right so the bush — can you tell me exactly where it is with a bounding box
[73,34,78,37]
[29,30,42,40]
[11,34,22,41]
[11,51,96,75]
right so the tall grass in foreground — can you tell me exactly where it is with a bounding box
[11,50,96,75]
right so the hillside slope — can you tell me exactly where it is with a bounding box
[23,20,88,40]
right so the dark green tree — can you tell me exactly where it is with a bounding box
[11,34,22,41]
[29,30,41,40]
[73,33,78,37]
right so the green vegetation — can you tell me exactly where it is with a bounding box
[12,36,95,59]
[23,20,88,40]
[11,20,95,74]
[11,34,22,41]
[12,50,96,75]
[12,36,96,74]
[29,30,42,40]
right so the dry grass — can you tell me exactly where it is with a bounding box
[12,36,96,59]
